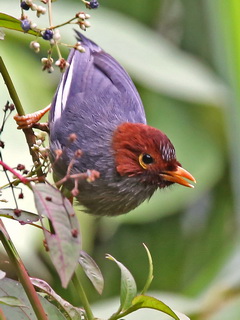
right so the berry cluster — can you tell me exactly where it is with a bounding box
[20,0,46,33]
[41,57,54,73]
[55,58,70,72]
[31,131,49,159]
[75,42,86,53]
[21,1,46,17]
[42,29,53,41]
[30,41,40,53]
[19,0,99,72]
[76,12,91,31]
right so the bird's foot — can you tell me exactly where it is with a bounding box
[14,104,51,130]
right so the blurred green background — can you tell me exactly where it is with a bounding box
[1,1,240,319]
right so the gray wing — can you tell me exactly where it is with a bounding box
[49,31,146,125]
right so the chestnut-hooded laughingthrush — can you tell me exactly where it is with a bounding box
[48,32,196,216]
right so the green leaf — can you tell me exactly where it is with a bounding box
[141,244,154,295]
[130,295,182,320]
[0,208,39,224]
[0,278,67,319]
[79,250,104,295]
[0,29,4,40]
[205,0,240,218]
[106,254,137,311]
[0,296,26,307]
[32,184,81,288]
[31,278,83,320]
[87,8,228,106]
[0,13,38,36]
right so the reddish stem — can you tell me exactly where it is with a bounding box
[0,308,7,320]
[0,160,29,184]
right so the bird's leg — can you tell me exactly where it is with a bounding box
[14,104,51,131]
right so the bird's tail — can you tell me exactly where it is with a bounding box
[50,31,101,123]
[75,30,101,53]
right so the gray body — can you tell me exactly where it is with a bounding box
[49,32,157,216]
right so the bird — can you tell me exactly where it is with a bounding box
[48,31,196,216]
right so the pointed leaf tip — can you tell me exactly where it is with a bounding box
[79,250,104,295]
[106,254,137,311]
[141,243,154,295]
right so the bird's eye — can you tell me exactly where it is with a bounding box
[139,153,154,169]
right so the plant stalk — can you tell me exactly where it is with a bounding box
[0,56,44,177]
[0,57,25,116]
[72,272,94,320]
[0,308,7,320]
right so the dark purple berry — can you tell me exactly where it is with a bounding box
[4,102,15,112]
[21,1,30,10]
[42,29,53,40]
[21,19,31,32]
[9,103,15,111]
[18,192,24,199]
[89,0,99,9]
[14,209,22,217]
[17,164,25,171]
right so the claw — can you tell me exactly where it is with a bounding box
[14,105,51,129]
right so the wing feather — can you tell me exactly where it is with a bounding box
[50,31,146,125]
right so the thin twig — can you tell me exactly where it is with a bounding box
[49,17,76,30]
[0,160,29,185]
[48,0,53,27]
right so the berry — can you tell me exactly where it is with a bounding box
[21,19,31,32]
[31,4,37,11]
[17,164,25,171]
[14,209,22,217]
[21,1,30,10]
[42,29,53,40]
[9,104,15,111]
[30,41,40,53]
[30,22,38,31]
[89,0,99,9]
[53,29,61,41]
[18,192,24,199]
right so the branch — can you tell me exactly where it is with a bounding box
[0,57,44,177]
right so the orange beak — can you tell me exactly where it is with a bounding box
[160,166,196,188]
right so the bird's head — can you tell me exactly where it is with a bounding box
[112,123,196,188]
